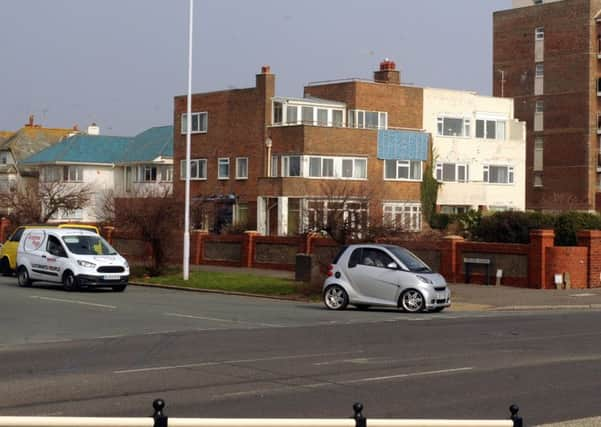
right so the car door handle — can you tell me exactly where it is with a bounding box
[42,255,47,258]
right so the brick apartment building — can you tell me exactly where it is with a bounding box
[494,0,601,211]
[173,61,525,235]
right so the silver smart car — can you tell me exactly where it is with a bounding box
[322,244,451,312]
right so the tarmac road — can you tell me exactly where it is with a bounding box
[2,275,601,426]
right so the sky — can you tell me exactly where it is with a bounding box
[0,0,511,136]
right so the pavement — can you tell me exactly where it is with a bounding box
[147,264,601,312]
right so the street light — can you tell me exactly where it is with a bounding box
[183,0,194,280]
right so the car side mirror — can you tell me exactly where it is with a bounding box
[387,262,398,269]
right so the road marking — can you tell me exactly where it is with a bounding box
[163,312,283,328]
[114,350,363,374]
[30,296,116,309]
[216,366,474,399]
[344,366,474,383]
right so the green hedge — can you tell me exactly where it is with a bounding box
[468,211,601,246]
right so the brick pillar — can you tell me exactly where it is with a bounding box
[191,230,209,265]
[0,217,10,242]
[102,225,115,244]
[577,230,601,288]
[529,229,555,289]
[242,231,259,267]
[440,235,463,284]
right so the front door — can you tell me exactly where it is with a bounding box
[44,234,69,283]
[345,248,400,305]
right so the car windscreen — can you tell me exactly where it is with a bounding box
[62,235,117,256]
[387,246,431,273]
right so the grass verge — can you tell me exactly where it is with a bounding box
[134,269,311,297]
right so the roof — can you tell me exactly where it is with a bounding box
[0,127,73,163]
[0,131,15,145]
[272,96,346,107]
[22,126,173,166]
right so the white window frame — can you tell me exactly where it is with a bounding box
[181,112,208,134]
[63,165,83,182]
[535,27,544,40]
[180,159,207,180]
[235,157,248,180]
[436,116,471,137]
[384,160,423,181]
[435,162,469,183]
[475,119,506,140]
[348,110,388,129]
[535,62,544,77]
[218,158,230,180]
[282,155,302,177]
[383,202,422,232]
[483,165,514,184]
[534,137,544,172]
[161,165,173,182]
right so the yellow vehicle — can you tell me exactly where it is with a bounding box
[0,223,99,275]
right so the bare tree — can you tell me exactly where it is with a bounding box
[102,188,182,276]
[0,181,92,225]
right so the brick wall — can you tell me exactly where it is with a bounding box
[545,246,588,289]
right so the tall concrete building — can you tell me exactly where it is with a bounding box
[494,0,601,211]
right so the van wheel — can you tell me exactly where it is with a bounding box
[112,285,127,292]
[63,271,79,291]
[0,258,12,276]
[17,267,31,287]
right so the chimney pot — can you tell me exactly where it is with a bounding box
[380,59,396,71]
[261,65,271,74]
[27,114,34,127]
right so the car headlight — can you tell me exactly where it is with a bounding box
[123,260,129,270]
[416,275,433,284]
[77,260,96,268]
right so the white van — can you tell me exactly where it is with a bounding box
[16,228,129,292]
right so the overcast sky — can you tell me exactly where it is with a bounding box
[1,0,511,136]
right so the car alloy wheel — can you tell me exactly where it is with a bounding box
[324,285,349,310]
[401,289,425,313]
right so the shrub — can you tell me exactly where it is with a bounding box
[429,213,450,230]
[554,212,601,246]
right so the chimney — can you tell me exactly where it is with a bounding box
[87,123,100,135]
[26,114,35,127]
[374,58,400,84]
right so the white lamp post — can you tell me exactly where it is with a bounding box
[183,0,194,280]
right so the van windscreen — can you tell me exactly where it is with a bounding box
[62,235,117,256]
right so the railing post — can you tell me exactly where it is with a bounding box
[510,404,523,427]
[153,399,168,427]
[353,402,366,427]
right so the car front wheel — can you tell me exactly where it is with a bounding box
[17,267,31,287]
[323,285,349,310]
[400,289,425,313]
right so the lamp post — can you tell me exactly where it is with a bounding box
[183,0,194,280]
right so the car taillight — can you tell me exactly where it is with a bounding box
[327,264,334,277]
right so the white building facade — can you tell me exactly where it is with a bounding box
[422,88,526,213]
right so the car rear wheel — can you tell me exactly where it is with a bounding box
[112,284,127,292]
[0,258,12,276]
[324,285,349,310]
[400,289,425,313]
[17,267,31,287]
[62,271,79,292]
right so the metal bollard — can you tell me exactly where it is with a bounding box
[353,402,366,427]
[510,404,523,427]
[153,399,168,427]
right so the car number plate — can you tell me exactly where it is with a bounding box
[104,274,120,281]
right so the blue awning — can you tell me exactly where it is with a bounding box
[377,129,429,161]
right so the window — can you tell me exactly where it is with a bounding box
[271,155,279,177]
[535,63,544,77]
[475,119,506,140]
[342,158,367,179]
[273,102,283,124]
[283,155,301,177]
[383,202,422,231]
[160,165,173,182]
[309,157,334,178]
[317,109,328,126]
[0,152,7,164]
[235,157,248,179]
[535,27,544,40]
[332,110,343,127]
[348,110,388,129]
[286,106,298,124]
[534,173,543,187]
[437,117,470,137]
[435,163,469,182]
[180,159,207,180]
[63,166,83,182]
[358,248,394,268]
[140,165,157,182]
[181,112,208,134]
[384,160,422,181]
[302,106,313,125]
[218,158,230,179]
[534,100,544,131]
[47,235,66,258]
[483,165,514,184]
[534,137,544,171]
[42,166,61,182]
